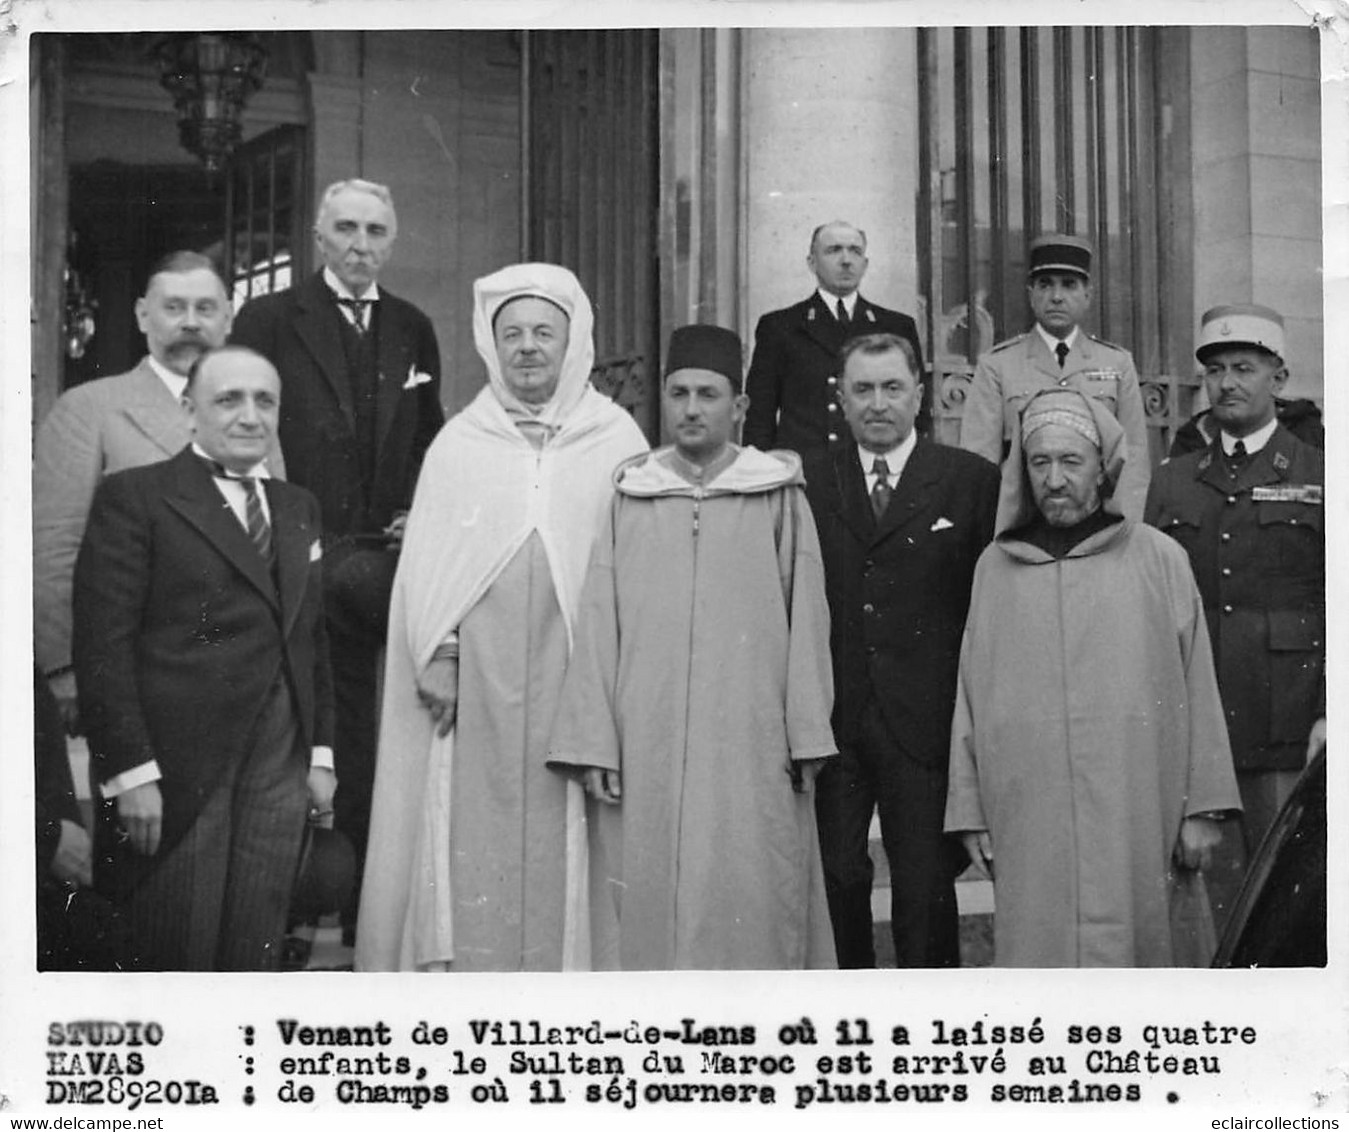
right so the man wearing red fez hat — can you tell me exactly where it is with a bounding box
[959,233,1151,521]
[550,324,838,969]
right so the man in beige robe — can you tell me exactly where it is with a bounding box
[550,325,837,970]
[944,388,1240,967]
[355,263,646,972]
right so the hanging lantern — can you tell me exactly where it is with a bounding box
[154,33,268,173]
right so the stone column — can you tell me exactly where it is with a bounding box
[739,28,921,336]
[1189,26,1321,399]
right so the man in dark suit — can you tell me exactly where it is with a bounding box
[744,220,926,458]
[231,179,443,936]
[804,332,998,967]
[74,346,334,970]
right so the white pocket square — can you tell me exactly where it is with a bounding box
[403,366,435,390]
[309,540,323,563]
[930,517,955,532]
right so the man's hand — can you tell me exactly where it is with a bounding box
[49,670,81,736]
[117,782,163,856]
[789,758,827,793]
[583,767,622,805]
[961,831,994,880]
[417,656,459,737]
[1307,717,1327,763]
[1174,815,1222,871]
[307,767,337,828]
[51,819,93,886]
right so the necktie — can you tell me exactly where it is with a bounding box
[1055,341,1069,369]
[1232,439,1248,461]
[201,456,273,562]
[336,296,372,335]
[836,299,850,328]
[870,457,892,519]
[1227,439,1248,475]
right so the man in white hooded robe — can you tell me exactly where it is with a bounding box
[356,264,647,971]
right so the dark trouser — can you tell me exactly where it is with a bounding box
[815,699,961,968]
[1206,766,1304,937]
[322,540,399,928]
[124,677,308,970]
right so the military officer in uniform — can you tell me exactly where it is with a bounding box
[960,234,1151,519]
[743,220,926,459]
[1145,304,1324,926]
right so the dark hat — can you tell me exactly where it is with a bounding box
[1028,234,1093,279]
[289,825,356,922]
[664,324,744,392]
[1196,303,1286,363]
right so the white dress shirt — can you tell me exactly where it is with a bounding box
[1220,416,1278,457]
[859,428,918,494]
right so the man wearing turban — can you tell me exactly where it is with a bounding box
[549,325,837,969]
[944,388,1240,966]
[355,264,647,971]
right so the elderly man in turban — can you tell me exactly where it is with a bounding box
[549,324,837,969]
[943,388,1240,967]
[355,264,647,972]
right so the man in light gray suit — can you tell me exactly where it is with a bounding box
[33,251,285,731]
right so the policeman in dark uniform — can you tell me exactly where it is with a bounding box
[960,234,1151,519]
[742,220,927,459]
[1145,303,1325,925]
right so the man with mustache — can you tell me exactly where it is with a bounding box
[232,179,444,947]
[34,252,280,735]
[803,332,998,967]
[1145,305,1324,928]
[743,220,926,460]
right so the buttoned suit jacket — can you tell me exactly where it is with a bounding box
[960,328,1151,520]
[33,359,286,676]
[73,446,334,901]
[744,293,925,459]
[230,271,443,539]
[803,438,999,765]
[1145,426,1324,771]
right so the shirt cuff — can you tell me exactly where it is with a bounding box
[311,746,335,771]
[100,761,162,798]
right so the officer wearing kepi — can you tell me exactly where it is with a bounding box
[960,233,1151,519]
[1145,303,1325,924]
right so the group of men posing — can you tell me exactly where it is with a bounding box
[33,180,1324,973]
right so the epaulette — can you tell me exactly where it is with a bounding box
[1087,333,1127,352]
[988,333,1027,353]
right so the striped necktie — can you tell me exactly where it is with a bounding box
[201,456,273,562]
[870,457,892,518]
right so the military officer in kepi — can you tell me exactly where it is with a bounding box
[959,233,1151,520]
[1145,303,1324,930]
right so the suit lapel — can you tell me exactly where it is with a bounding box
[119,361,189,457]
[374,296,410,456]
[294,274,356,428]
[826,445,874,546]
[268,483,315,638]
[1027,330,1063,382]
[873,438,941,545]
[165,450,279,609]
[801,293,847,358]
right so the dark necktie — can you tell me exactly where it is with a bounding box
[1227,438,1248,476]
[336,296,372,335]
[870,457,892,519]
[1055,341,1069,369]
[836,299,850,328]
[201,456,273,561]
